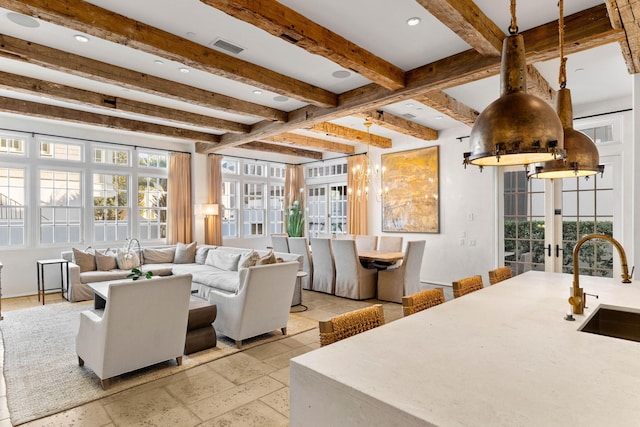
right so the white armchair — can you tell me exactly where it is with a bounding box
[208,261,299,348]
[76,274,192,389]
[377,240,426,303]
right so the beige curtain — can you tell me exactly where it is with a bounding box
[166,152,192,244]
[206,154,223,245]
[347,154,368,235]
[285,164,304,235]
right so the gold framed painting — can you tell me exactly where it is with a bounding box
[381,146,439,233]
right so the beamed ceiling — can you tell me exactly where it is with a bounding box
[0,0,636,162]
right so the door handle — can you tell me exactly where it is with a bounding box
[555,244,564,258]
[545,244,551,257]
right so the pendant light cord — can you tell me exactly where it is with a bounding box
[509,0,518,34]
[558,0,567,89]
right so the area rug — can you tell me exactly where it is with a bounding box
[0,302,317,426]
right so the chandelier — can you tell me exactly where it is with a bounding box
[349,119,387,201]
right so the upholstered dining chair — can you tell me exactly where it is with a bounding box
[452,275,484,298]
[310,237,335,294]
[319,304,385,346]
[402,288,445,316]
[355,235,378,251]
[270,234,290,253]
[288,237,313,290]
[489,266,513,285]
[334,233,355,240]
[332,239,377,300]
[377,240,426,303]
[377,235,403,252]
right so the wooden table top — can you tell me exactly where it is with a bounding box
[357,250,404,262]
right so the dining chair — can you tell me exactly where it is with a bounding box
[270,234,290,253]
[319,304,385,346]
[288,237,313,290]
[377,240,426,303]
[452,275,484,298]
[334,233,355,240]
[310,237,335,294]
[377,236,403,252]
[488,266,512,285]
[402,288,445,316]
[355,235,378,251]
[332,239,378,300]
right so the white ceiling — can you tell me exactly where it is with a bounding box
[0,0,633,163]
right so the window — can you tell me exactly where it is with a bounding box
[39,140,82,161]
[0,137,25,155]
[94,147,130,165]
[0,167,25,246]
[222,159,239,175]
[244,162,266,177]
[138,176,167,240]
[222,180,238,238]
[93,173,129,242]
[39,170,82,244]
[138,151,168,169]
[243,182,265,236]
[269,183,285,234]
[305,159,348,237]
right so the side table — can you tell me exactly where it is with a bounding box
[292,271,307,306]
[185,297,217,355]
[36,259,69,305]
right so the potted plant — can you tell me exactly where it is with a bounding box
[285,199,305,237]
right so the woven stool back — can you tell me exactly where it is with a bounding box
[452,275,484,298]
[402,288,445,316]
[319,304,385,346]
[488,266,512,285]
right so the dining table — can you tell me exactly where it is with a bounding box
[357,249,404,263]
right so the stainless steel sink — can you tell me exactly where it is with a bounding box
[580,304,640,343]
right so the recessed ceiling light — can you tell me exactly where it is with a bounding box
[74,34,89,43]
[405,103,414,108]
[273,95,289,102]
[6,12,39,28]
[154,59,164,65]
[435,116,444,120]
[253,89,263,95]
[575,68,585,73]
[332,70,351,79]
[179,67,189,73]
[406,17,421,26]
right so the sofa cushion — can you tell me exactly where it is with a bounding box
[174,241,197,264]
[139,263,173,276]
[256,250,276,265]
[73,248,96,272]
[80,270,129,284]
[95,250,117,271]
[116,248,141,270]
[238,250,259,269]
[143,247,175,264]
[205,250,241,271]
[195,246,214,265]
[190,270,239,293]
[171,263,213,276]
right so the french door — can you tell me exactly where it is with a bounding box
[306,183,347,237]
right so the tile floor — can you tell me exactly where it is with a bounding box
[0,285,452,426]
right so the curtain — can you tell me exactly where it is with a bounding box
[166,152,192,244]
[206,154,223,245]
[285,164,304,235]
[347,154,368,235]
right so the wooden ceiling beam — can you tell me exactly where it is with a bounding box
[0,0,337,107]
[415,0,504,56]
[355,111,438,140]
[237,141,322,160]
[0,35,286,122]
[606,0,640,73]
[200,0,404,90]
[211,5,621,149]
[413,91,479,127]
[263,133,354,154]
[0,70,250,134]
[526,65,557,105]
[308,122,392,149]
[0,97,221,143]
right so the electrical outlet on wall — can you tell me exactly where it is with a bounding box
[469,239,476,247]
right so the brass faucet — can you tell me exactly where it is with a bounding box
[569,233,633,315]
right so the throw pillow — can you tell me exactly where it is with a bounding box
[195,246,213,265]
[238,250,259,269]
[142,247,175,264]
[174,241,197,264]
[205,250,242,271]
[116,248,141,270]
[72,248,96,272]
[95,250,118,271]
[256,250,277,265]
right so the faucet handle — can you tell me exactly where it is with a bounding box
[584,292,598,309]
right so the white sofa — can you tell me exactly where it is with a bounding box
[76,274,192,389]
[61,245,302,303]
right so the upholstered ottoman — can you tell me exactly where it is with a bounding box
[185,297,217,354]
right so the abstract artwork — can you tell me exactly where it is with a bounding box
[381,146,439,233]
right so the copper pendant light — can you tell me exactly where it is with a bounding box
[464,0,564,168]
[528,0,604,179]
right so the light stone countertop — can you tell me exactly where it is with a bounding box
[290,271,640,426]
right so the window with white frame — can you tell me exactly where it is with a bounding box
[39,169,82,244]
[137,176,167,240]
[40,140,82,161]
[269,183,285,234]
[93,173,129,242]
[222,180,239,238]
[94,146,130,166]
[0,167,25,246]
[305,159,348,237]
[0,137,25,155]
[138,151,168,168]
[243,182,265,236]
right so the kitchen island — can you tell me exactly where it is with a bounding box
[290,271,640,426]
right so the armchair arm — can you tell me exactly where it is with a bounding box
[76,310,106,377]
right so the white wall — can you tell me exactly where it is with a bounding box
[366,124,496,287]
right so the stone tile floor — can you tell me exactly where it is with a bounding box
[1,285,452,426]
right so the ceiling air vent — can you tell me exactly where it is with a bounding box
[210,38,244,55]
[402,113,417,119]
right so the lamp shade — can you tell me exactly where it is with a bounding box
[528,88,604,179]
[195,203,219,216]
[465,34,564,167]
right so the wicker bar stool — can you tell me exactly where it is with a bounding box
[319,304,385,346]
[452,275,484,298]
[402,288,445,316]
[488,266,512,285]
